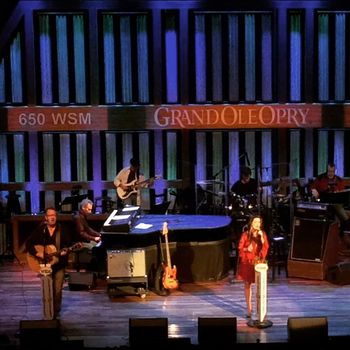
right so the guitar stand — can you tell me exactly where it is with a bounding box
[150,235,168,296]
[148,266,168,296]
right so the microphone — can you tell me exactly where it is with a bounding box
[245,151,251,166]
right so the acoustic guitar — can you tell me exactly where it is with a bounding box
[117,175,161,200]
[27,243,82,273]
[161,222,179,290]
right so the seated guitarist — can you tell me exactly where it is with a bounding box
[114,157,153,206]
[25,207,74,319]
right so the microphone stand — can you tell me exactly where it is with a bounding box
[212,166,229,215]
[40,221,54,320]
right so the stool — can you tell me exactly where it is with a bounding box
[269,236,288,282]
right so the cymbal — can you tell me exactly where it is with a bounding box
[273,194,286,198]
[197,180,224,185]
[260,177,292,187]
[200,189,220,196]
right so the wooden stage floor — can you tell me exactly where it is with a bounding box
[1,258,350,348]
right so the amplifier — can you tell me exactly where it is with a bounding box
[68,272,96,290]
[107,249,146,278]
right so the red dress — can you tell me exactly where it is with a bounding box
[236,231,269,283]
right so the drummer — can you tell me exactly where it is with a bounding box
[231,166,258,198]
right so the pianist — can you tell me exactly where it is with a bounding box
[310,163,349,234]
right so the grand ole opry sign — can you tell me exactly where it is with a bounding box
[0,104,348,132]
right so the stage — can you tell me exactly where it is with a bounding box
[1,259,350,349]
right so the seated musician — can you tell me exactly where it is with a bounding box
[310,162,345,200]
[310,162,350,234]
[231,166,258,198]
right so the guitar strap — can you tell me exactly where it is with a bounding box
[55,225,61,252]
[127,168,137,184]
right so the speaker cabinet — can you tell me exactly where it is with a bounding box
[107,249,146,278]
[288,219,340,279]
[198,317,237,346]
[290,217,329,261]
[288,317,328,343]
[129,317,168,347]
[68,272,96,290]
[20,319,60,348]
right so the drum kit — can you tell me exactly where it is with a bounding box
[229,192,260,214]
[228,176,312,237]
[196,176,311,218]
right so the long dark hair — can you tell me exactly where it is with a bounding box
[247,215,263,242]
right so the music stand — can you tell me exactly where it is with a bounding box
[60,194,89,213]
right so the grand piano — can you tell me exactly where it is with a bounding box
[100,207,232,285]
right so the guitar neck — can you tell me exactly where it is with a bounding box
[164,232,172,267]
[138,177,153,186]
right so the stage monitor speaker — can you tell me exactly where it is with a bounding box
[198,317,237,346]
[20,319,61,348]
[291,217,329,261]
[287,317,328,343]
[129,317,168,347]
[68,271,96,290]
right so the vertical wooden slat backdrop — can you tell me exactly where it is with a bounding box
[1,3,350,214]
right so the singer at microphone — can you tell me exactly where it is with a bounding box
[236,215,269,319]
[25,207,75,319]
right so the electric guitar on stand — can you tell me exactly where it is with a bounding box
[117,175,161,200]
[161,222,179,290]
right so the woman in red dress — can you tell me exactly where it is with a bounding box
[237,215,269,318]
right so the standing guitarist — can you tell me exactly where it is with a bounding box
[114,157,154,206]
[26,207,74,319]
